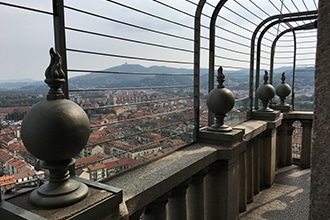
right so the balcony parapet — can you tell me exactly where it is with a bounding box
[103,142,218,219]
[1,112,313,219]
[282,110,313,120]
[101,118,274,219]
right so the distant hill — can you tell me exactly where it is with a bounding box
[68,63,208,89]
[0,64,314,91]
[0,80,47,92]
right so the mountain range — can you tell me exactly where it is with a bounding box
[0,63,314,92]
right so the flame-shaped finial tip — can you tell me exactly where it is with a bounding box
[281,72,286,83]
[217,66,225,88]
[44,48,65,100]
[45,48,65,80]
[263,70,269,84]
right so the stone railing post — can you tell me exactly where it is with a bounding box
[277,119,294,167]
[285,120,295,165]
[198,126,243,220]
[200,65,241,219]
[252,121,281,188]
[187,168,208,220]
[254,71,282,187]
[254,137,262,194]
[276,125,283,168]
[167,179,191,220]
[263,129,277,187]
[144,192,171,220]
[300,119,313,168]
[204,159,240,220]
[246,140,254,203]
[239,145,247,213]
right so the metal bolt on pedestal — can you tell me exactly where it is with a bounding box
[21,48,90,208]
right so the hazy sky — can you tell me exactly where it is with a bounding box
[0,0,195,81]
[0,0,318,81]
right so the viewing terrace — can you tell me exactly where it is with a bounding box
[1,0,329,219]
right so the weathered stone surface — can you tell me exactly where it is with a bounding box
[310,0,330,218]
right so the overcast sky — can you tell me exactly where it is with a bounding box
[0,0,318,81]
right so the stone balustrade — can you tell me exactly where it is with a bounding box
[98,111,312,219]
[0,111,313,219]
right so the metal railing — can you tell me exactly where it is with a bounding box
[0,1,317,219]
[0,0,317,181]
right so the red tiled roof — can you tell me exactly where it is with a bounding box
[13,167,36,180]
[88,163,106,171]
[111,141,131,151]
[0,107,29,114]
[0,149,12,163]
[104,158,138,169]
[8,158,26,169]
[75,154,103,167]
[8,141,25,152]
[0,175,16,186]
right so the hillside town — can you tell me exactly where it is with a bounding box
[0,83,307,193]
[0,89,197,193]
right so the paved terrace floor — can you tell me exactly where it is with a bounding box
[240,165,311,220]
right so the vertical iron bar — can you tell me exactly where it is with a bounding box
[194,0,206,141]
[250,10,317,111]
[291,30,297,109]
[255,15,317,110]
[270,22,316,109]
[53,0,68,99]
[208,0,228,126]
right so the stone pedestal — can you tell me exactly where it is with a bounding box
[204,159,240,220]
[246,142,254,203]
[239,148,247,212]
[199,128,243,220]
[252,110,282,187]
[187,169,208,220]
[144,192,170,220]
[0,177,122,220]
[276,119,294,167]
[300,120,312,168]
[272,104,291,112]
[253,138,261,195]
[167,179,190,220]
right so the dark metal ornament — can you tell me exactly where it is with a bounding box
[206,66,235,132]
[257,71,275,111]
[21,48,90,208]
[275,72,292,107]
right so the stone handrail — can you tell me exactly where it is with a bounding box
[1,111,313,219]
[103,119,270,219]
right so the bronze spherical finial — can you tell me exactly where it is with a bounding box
[206,66,235,132]
[257,71,275,111]
[21,48,90,208]
[275,72,291,106]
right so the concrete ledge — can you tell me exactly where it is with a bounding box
[198,127,244,145]
[101,119,279,217]
[234,120,268,141]
[283,111,313,120]
[252,110,281,121]
[103,142,227,217]
[1,177,122,220]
